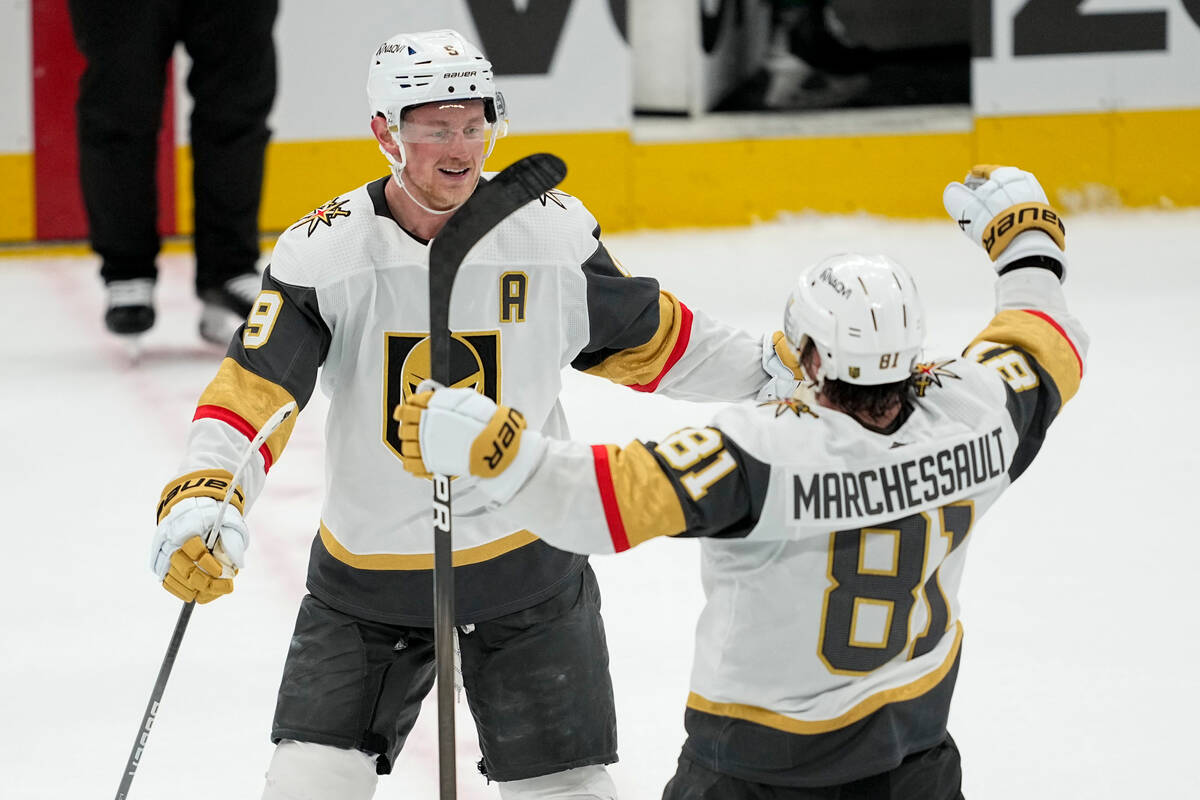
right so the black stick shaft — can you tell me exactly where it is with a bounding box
[431,258,457,798]
[432,485,456,798]
[115,601,195,799]
[425,153,566,799]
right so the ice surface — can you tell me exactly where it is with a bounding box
[3,208,1196,798]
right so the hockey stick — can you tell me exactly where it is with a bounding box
[115,400,298,800]
[426,153,568,798]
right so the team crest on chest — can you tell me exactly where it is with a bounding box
[911,360,960,397]
[382,331,500,459]
[291,197,352,237]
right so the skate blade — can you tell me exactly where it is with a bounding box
[119,334,145,365]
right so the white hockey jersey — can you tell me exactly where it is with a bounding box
[157,175,768,624]
[498,267,1088,785]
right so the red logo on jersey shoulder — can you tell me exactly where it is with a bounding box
[291,197,352,237]
[911,360,961,397]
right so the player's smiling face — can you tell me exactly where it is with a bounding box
[399,100,489,211]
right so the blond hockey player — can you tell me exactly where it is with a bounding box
[147,28,800,800]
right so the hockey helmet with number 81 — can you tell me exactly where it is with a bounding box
[783,253,925,386]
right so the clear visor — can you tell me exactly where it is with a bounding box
[397,119,496,145]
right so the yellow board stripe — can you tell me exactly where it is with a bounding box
[583,292,684,387]
[686,622,963,735]
[197,357,299,465]
[319,522,539,570]
[968,309,1082,404]
[6,109,1200,246]
[603,441,687,548]
[0,152,34,243]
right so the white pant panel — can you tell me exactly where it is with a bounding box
[261,740,379,800]
[497,764,618,800]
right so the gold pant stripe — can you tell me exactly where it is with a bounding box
[197,357,298,465]
[318,522,539,570]
[583,291,684,387]
[686,622,963,735]
[969,310,1082,403]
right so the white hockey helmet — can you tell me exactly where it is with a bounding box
[367,29,508,166]
[783,253,925,385]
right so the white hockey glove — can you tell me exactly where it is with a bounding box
[943,165,1067,280]
[150,470,249,604]
[756,330,806,402]
[394,384,547,506]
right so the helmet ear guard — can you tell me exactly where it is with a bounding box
[783,253,925,387]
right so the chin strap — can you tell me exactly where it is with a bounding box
[377,125,500,219]
[378,142,467,217]
[394,163,465,216]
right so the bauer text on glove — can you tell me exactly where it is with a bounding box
[394,387,547,505]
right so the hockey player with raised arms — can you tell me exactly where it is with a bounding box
[398,166,1088,799]
[146,28,802,800]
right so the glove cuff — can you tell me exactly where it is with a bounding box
[157,469,245,524]
[998,255,1064,281]
[980,202,1065,262]
[477,429,548,507]
[994,229,1067,281]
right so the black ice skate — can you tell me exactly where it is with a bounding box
[105,278,156,335]
[199,272,262,345]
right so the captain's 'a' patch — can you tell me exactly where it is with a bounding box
[382,331,500,459]
[291,197,352,237]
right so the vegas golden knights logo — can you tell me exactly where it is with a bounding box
[383,331,501,458]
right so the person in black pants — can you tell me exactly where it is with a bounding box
[68,0,278,344]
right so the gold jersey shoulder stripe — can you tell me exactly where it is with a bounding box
[969,309,1083,404]
[196,357,299,466]
[598,441,687,548]
[584,292,687,389]
[686,622,963,735]
[318,522,539,570]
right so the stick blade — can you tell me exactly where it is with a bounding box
[430,153,567,274]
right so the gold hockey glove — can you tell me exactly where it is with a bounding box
[151,470,249,603]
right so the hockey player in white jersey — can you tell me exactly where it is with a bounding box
[146,28,801,800]
[398,165,1088,799]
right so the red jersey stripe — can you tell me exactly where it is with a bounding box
[1021,309,1083,377]
[631,302,694,393]
[194,405,276,473]
[591,444,631,552]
